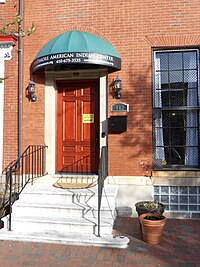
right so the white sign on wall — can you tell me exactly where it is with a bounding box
[0,46,13,60]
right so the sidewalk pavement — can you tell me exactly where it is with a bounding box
[0,217,199,267]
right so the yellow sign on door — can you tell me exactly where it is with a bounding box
[82,114,94,123]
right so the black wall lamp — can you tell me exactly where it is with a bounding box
[28,81,37,102]
[114,76,122,99]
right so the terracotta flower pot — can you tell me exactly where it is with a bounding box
[139,213,166,244]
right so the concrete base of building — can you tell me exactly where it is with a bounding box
[107,175,200,219]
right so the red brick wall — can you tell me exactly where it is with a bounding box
[0,2,19,167]
[3,50,18,166]
[2,0,200,174]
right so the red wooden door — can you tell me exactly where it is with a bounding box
[56,80,99,173]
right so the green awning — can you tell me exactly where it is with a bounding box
[31,30,121,73]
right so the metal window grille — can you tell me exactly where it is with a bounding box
[153,50,200,170]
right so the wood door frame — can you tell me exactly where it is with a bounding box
[56,79,100,173]
[44,70,108,175]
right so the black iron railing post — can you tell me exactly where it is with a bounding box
[31,146,34,185]
[8,167,12,231]
[43,144,47,175]
[97,172,101,237]
[97,146,108,237]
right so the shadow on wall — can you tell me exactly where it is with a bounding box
[108,66,153,176]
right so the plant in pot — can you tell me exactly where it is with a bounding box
[139,213,166,244]
[135,200,165,217]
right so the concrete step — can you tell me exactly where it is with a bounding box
[12,201,115,219]
[52,174,98,184]
[0,228,129,249]
[29,174,98,186]
[3,215,113,235]
[18,184,117,208]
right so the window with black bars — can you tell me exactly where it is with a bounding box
[153,50,200,169]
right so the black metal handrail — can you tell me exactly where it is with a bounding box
[0,145,47,230]
[97,146,108,237]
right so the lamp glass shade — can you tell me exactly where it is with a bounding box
[29,82,35,93]
[114,77,121,89]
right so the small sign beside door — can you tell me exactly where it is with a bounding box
[111,102,129,112]
[82,114,94,123]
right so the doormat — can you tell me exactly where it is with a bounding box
[53,182,96,189]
